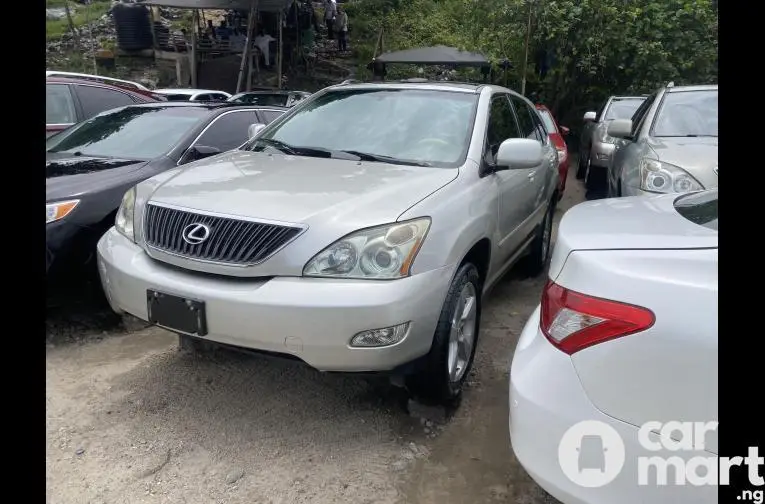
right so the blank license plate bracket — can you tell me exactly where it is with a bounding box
[147,290,208,336]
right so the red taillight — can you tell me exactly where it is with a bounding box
[540,281,655,354]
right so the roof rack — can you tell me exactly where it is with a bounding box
[340,79,361,85]
[667,81,675,88]
[46,71,150,91]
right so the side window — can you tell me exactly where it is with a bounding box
[485,94,522,163]
[193,94,211,101]
[46,84,77,124]
[258,110,284,124]
[194,111,262,151]
[529,106,548,143]
[509,96,540,141]
[210,93,228,101]
[74,85,136,118]
[630,93,657,137]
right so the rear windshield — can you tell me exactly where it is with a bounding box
[673,189,717,231]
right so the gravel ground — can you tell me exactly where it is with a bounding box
[46,167,586,504]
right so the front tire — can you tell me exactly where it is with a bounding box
[524,200,555,276]
[406,263,482,405]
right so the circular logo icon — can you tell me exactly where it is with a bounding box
[182,223,211,245]
[558,420,626,488]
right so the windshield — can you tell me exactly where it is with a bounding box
[46,106,208,159]
[604,99,644,121]
[230,93,289,106]
[673,189,718,231]
[537,109,557,134]
[247,88,478,167]
[652,89,718,137]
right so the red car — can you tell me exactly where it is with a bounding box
[46,77,163,137]
[535,104,570,198]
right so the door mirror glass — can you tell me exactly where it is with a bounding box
[583,111,597,122]
[495,138,543,170]
[607,119,633,139]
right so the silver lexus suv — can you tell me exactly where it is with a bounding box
[97,81,559,404]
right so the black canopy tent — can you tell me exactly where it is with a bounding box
[136,0,294,91]
[370,45,496,82]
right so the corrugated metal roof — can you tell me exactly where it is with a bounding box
[135,0,294,13]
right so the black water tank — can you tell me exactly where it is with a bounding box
[113,3,153,51]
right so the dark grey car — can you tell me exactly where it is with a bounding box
[46,102,286,282]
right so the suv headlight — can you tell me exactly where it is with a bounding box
[115,187,136,242]
[46,199,79,224]
[303,218,431,279]
[639,159,704,194]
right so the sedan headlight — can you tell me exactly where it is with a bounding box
[303,218,431,279]
[115,187,136,242]
[639,159,704,194]
[46,199,79,224]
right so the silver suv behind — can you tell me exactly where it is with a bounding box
[578,95,646,190]
[97,81,559,404]
[606,83,718,197]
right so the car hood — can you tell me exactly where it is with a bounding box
[147,150,458,228]
[648,136,718,189]
[46,152,148,201]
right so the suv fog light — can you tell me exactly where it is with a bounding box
[350,322,410,348]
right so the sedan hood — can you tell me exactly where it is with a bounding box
[46,152,148,201]
[550,193,717,279]
[649,136,718,189]
[147,150,458,228]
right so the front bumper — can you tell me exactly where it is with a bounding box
[620,185,657,198]
[509,307,716,504]
[589,140,616,168]
[46,219,96,276]
[97,228,454,372]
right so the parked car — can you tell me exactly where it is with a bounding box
[606,83,718,198]
[228,90,312,108]
[153,88,232,101]
[509,189,718,504]
[96,81,560,404]
[45,70,151,92]
[536,104,570,199]
[46,76,162,137]
[577,95,646,189]
[46,102,287,282]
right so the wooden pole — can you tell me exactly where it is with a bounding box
[190,9,198,87]
[236,0,258,93]
[277,10,283,89]
[521,1,533,96]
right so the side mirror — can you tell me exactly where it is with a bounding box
[607,119,633,139]
[495,138,543,170]
[248,123,266,140]
[583,111,596,122]
[182,145,221,164]
[560,126,570,136]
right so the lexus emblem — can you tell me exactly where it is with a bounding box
[182,223,211,245]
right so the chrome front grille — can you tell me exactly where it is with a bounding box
[143,203,304,266]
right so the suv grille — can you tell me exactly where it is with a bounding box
[143,204,303,266]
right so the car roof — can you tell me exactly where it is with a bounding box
[117,102,288,111]
[45,71,149,90]
[331,80,488,94]
[154,88,230,95]
[667,84,718,93]
[610,95,648,100]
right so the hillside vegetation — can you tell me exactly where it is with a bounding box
[345,0,718,137]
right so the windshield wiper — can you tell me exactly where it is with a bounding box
[253,139,336,159]
[338,150,432,167]
[252,138,298,155]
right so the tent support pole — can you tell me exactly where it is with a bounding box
[236,0,258,94]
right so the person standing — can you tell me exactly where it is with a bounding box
[323,0,337,40]
[337,5,349,52]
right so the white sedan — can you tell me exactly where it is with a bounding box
[509,189,718,504]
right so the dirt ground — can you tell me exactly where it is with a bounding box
[46,168,586,504]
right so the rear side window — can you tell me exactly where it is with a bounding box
[510,96,546,142]
[75,85,136,118]
[46,84,77,124]
[674,189,718,231]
